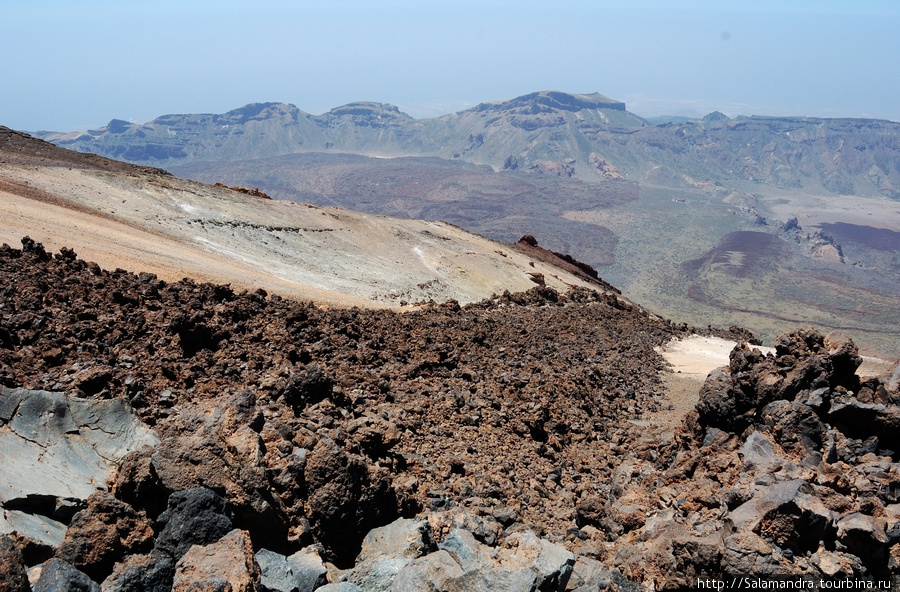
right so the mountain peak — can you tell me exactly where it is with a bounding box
[327,102,412,119]
[702,110,729,122]
[217,102,301,124]
[472,90,626,114]
[106,119,134,134]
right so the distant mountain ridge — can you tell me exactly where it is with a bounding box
[37,90,900,199]
[39,91,640,166]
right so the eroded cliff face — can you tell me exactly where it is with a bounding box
[35,93,900,198]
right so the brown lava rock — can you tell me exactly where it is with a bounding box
[0,535,30,592]
[54,492,154,582]
[0,237,693,574]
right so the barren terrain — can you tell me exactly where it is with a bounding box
[3,238,899,590]
[4,124,900,590]
[32,94,900,357]
[0,127,602,309]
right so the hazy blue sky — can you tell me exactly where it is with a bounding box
[3,0,898,132]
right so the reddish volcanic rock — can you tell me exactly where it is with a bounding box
[55,492,154,582]
[172,529,260,592]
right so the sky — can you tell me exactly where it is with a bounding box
[2,0,899,132]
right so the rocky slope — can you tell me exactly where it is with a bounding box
[599,330,900,588]
[0,237,690,589]
[2,237,899,590]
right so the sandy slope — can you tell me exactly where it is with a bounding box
[0,186,378,307]
[0,162,601,307]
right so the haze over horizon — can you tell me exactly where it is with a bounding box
[3,0,899,133]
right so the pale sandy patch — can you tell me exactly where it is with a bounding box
[642,335,769,434]
[761,191,900,232]
[660,335,764,378]
[648,334,895,435]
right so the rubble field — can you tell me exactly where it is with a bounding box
[1,238,898,591]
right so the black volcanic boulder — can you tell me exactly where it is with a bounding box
[32,558,99,592]
[823,333,863,388]
[20,236,50,262]
[153,488,232,561]
[827,397,900,453]
[758,398,827,458]
[695,366,739,432]
[100,553,175,592]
